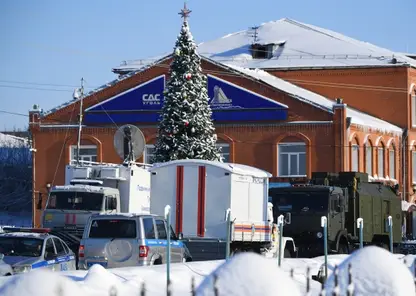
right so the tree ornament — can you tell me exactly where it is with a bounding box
[191,127,195,133]
[175,48,181,56]
[185,122,189,126]
[185,73,192,80]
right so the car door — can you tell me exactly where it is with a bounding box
[52,238,73,271]
[155,219,181,263]
[43,238,57,271]
[61,240,76,270]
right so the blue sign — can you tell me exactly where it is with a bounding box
[85,75,166,112]
[84,74,288,124]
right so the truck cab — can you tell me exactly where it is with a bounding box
[269,185,348,257]
[41,181,121,237]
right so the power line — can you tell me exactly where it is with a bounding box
[0,79,96,89]
[0,84,73,92]
[0,110,29,117]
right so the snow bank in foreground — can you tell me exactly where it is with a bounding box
[325,246,415,296]
[196,252,302,296]
[0,269,84,296]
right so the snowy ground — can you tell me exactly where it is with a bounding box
[0,249,414,296]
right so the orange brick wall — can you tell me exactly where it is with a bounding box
[29,61,407,227]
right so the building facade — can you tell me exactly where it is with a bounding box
[30,57,402,228]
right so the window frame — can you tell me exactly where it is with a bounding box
[351,144,359,172]
[69,145,97,164]
[377,146,385,178]
[389,147,395,179]
[278,142,307,177]
[216,142,230,163]
[412,151,416,184]
[144,144,155,164]
[365,142,373,176]
[412,94,416,127]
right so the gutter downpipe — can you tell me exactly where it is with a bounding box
[402,128,408,203]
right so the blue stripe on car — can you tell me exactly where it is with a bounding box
[144,239,184,248]
[31,255,75,269]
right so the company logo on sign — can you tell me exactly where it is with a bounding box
[210,86,237,109]
[142,94,161,105]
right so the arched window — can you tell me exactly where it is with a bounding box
[278,140,306,177]
[389,144,395,179]
[69,145,97,164]
[365,140,373,176]
[144,144,156,164]
[351,140,359,172]
[377,143,385,178]
[216,141,230,163]
[412,147,416,184]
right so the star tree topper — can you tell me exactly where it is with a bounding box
[179,2,192,21]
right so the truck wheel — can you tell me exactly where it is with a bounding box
[338,243,349,254]
[284,249,291,258]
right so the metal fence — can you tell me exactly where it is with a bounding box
[52,259,416,296]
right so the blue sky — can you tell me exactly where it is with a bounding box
[0,0,413,130]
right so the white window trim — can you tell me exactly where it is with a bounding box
[278,142,307,177]
[144,144,155,164]
[412,95,416,128]
[69,145,97,164]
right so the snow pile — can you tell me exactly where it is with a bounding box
[196,252,302,296]
[0,269,84,296]
[0,133,28,148]
[325,246,415,296]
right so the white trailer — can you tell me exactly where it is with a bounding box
[149,159,274,259]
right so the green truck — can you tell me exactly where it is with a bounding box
[269,172,402,257]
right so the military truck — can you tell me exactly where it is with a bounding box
[268,172,402,257]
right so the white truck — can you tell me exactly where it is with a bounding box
[39,161,151,258]
[149,159,297,261]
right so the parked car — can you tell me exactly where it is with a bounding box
[78,213,192,270]
[0,227,77,274]
[0,253,12,276]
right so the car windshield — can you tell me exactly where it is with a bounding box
[46,191,104,211]
[272,191,329,213]
[0,237,43,257]
[88,219,137,239]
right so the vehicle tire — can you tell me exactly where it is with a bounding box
[4,273,11,276]
[284,248,291,258]
[338,243,349,254]
[379,242,389,250]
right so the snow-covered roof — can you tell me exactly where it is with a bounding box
[114,18,416,72]
[150,159,272,178]
[223,64,403,134]
[0,133,29,148]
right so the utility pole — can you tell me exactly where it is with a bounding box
[74,78,84,166]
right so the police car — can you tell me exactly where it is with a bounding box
[0,227,76,274]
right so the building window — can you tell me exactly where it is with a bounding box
[70,145,97,164]
[351,144,359,172]
[389,147,395,179]
[412,95,416,127]
[365,142,373,176]
[217,143,230,162]
[144,144,156,164]
[413,151,416,184]
[278,143,306,177]
[377,146,384,178]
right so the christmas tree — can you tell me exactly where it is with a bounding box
[152,4,222,163]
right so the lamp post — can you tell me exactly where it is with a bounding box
[164,205,171,291]
[277,215,284,267]
[357,218,364,249]
[321,216,328,282]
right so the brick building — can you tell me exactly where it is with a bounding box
[30,18,415,235]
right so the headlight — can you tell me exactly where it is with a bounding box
[316,232,323,239]
[13,265,32,273]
